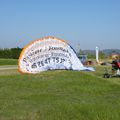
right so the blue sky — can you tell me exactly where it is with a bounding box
[0,0,120,50]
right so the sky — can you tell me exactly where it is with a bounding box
[0,0,120,50]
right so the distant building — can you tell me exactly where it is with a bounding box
[111,53,119,59]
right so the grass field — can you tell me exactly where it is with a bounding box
[0,60,120,120]
[0,59,18,65]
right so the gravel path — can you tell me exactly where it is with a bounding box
[0,65,18,70]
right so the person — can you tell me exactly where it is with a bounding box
[111,56,120,76]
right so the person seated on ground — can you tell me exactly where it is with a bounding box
[111,56,120,75]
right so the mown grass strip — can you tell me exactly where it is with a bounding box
[0,70,120,120]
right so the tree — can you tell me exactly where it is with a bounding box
[0,47,22,59]
[99,51,105,59]
[87,53,96,59]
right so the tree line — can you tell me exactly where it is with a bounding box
[77,49,106,59]
[0,47,107,59]
[0,47,22,59]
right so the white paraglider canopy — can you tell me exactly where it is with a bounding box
[18,36,94,73]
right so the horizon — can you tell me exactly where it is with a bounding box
[1,45,120,51]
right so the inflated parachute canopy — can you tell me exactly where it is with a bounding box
[18,36,94,73]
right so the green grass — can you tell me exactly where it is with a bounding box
[0,67,120,120]
[0,59,18,65]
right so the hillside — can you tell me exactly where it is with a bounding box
[83,49,120,56]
